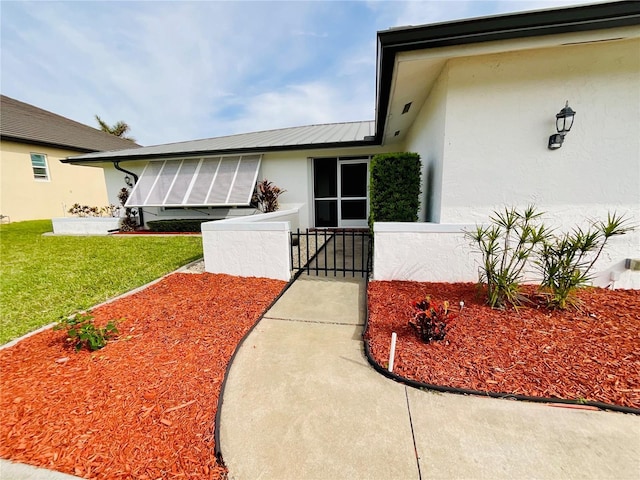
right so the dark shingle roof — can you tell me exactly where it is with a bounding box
[0,95,141,153]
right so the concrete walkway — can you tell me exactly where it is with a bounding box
[219,275,640,480]
[0,461,83,479]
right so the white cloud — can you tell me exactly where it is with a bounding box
[1,0,604,147]
[2,1,350,145]
[221,79,374,136]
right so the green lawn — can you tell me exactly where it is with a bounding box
[0,220,203,344]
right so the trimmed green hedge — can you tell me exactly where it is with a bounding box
[147,219,210,232]
[369,152,421,225]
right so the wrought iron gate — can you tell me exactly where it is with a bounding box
[290,228,372,277]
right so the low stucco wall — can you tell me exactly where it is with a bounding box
[201,206,302,281]
[373,223,478,283]
[52,217,121,235]
[373,222,640,289]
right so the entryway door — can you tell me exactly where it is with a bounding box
[313,157,369,228]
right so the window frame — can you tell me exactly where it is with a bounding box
[30,153,50,182]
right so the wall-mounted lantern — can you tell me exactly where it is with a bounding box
[548,101,576,150]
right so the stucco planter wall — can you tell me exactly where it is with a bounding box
[373,222,477,283]
[372,221,640,289]
[52,217,121,235]
[201,206,302,281]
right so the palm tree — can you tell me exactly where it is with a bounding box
[95,115,136,142]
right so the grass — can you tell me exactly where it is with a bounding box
[0,220,203,344]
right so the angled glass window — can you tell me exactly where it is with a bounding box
[125,155,262,207]
[30,153,50,181]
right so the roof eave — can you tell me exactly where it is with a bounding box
[374,1,640,143]
[1,134,97,154]
[62,139,380,164]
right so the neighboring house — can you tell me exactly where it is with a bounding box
[0,95,140,222]
[64,2,639,284]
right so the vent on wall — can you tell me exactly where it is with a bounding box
[125,155,262,207]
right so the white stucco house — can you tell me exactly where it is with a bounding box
[64,2,639,286]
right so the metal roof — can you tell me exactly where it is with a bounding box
[65,121,375,163]
[61,2,640,164]
[0,95,141,153]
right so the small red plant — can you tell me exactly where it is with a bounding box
[253,179,285,213]
[409,296,454,343]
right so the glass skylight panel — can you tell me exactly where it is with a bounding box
[125,155,261,207]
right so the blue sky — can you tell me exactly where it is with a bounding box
[1,0,594,146]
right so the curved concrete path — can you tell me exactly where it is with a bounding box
[219,275,640,480]
[0,460,83,479]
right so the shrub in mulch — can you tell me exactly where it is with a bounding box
[367,281,640,409]
[0,273,285,479]
[408,297,453,343]
[147,219,210,233]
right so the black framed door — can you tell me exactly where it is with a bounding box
[313,157,369,228]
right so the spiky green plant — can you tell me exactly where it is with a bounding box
[538,212,633,309]
[466,206,550,309]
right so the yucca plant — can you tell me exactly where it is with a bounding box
[538,212,632,309]
[466,206,550,309]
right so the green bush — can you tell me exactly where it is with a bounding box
[147,219,209,232]
[369,152,421,226]
[54,312,119,352]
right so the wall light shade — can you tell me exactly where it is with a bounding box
[548,101,576,150]
[556,101,576,134]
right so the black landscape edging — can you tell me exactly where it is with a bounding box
[361,278,640,416]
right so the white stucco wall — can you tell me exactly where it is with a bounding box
[373,221,640,289]
[259,152,312,228]
[201,207,302,280]
[51,217,121,235]
[403,63,449,222]
[373,222,477,282]
[100,144,397,230]
[259,145,399,228]
[436,38,639,225]
[395,37,639,288]
[103,160,147,206]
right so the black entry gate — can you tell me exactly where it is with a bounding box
[290,228,372,277]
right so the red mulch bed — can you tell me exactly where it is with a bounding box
[0,273,285,479]
[367,281,640,410]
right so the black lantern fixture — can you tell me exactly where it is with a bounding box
[548,101,576,150]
